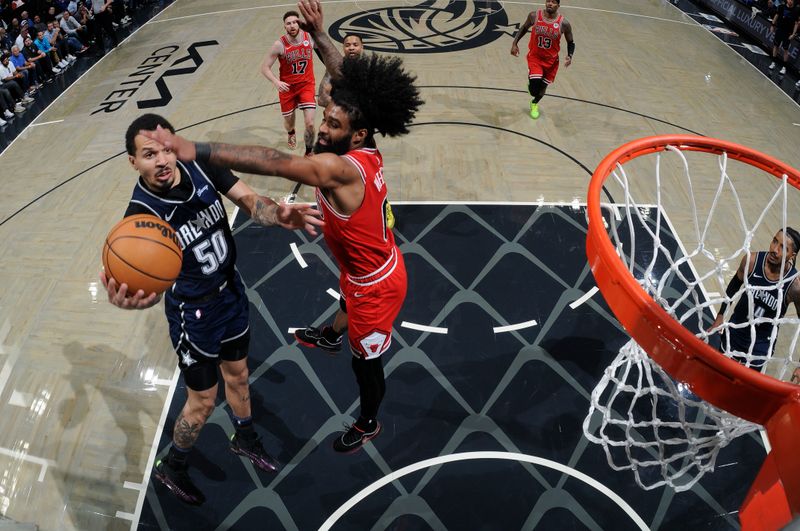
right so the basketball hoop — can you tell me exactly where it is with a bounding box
[583,135,800,530]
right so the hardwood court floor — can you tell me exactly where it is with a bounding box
[0,0,798,529]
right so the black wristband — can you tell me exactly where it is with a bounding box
[567,41,575,57]
[195,142,211,163]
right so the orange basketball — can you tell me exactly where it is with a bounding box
[102,214,183,296]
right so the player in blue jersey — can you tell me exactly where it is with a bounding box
[100,113,323,506]
[709,228,800,369]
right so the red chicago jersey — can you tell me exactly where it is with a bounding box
[527,10,563,65]
[278,31,315,86]
[315,148,398,279]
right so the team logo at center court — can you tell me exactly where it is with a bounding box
[329,0,513,54]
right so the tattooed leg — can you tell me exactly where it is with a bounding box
[173,385,217,448]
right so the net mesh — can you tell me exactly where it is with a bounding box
[583,144,800,492]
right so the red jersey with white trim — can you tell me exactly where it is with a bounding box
[527,10,563,65]
[278,31,315,86]
[315,148,397,278]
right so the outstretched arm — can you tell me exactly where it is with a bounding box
[709,254,747,331]
[510,12,534,56]
[224,180,324,235]
[297,0,343,79]
[141,126,359,190]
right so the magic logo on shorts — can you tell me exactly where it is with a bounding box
[329,0,512,53]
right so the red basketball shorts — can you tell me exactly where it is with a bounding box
[279,81,317,115]
[527,58,560,85]
[339,250,407,360]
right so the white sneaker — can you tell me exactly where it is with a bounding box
[52,66,62,74]
[3,109,13,118]
[21,96,34,104]
[67,54,76,62]
[0,117,6,126]
[769,61,776,70]
[780,66,786,75]
[58,60,68,68]
[14,104,25,113]
[796,79,800,89]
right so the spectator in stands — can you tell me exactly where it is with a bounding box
[60,10,88,44]
[0,52,34,103]
[31,13,45,35]
[0,27,12,50]
[44,21,80,60]
[23,34,59,78]
[9,44,38,90]
[91,0,117,53]
[34,29,68,70]
[13,21,27,48]
[768,0,800,75]
[0,84,23,126]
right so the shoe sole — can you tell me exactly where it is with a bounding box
[230,445,280,472]
[154,469,205,506]
[333,423,382,454]
[295,335,342,353]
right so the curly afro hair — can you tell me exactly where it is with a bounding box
[330,54,424,141]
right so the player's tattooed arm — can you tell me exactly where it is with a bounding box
[207,143,293,176]
[250,196,281,227]
[297,0,343,79]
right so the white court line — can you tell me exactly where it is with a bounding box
[569,286,599,309]
[318,451,648,531]
[290,242,308,269]
[149,378,173,387]
[401,321,448,334]
[28,119,64,128]
[493,319,538,333]
[123,481,142,491]
[8,390,32,408]
[0,446,56,482]
[0,0,177,158]
[665,1,800,111]
[116,512,135,521]
[326,288,340,300]
[157,0,696,27]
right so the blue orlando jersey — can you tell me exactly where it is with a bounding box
[728,251,797,354]
[127,160,237,300]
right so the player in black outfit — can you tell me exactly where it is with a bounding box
[100,114,322,506]
[768,0,800,75]
[709,228,800,370]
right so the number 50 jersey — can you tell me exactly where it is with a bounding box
[126,160,237,300]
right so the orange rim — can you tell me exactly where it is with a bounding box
[586,134,800,425]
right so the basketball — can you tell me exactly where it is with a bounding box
[102,214,183,296]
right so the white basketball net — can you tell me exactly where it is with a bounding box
[583,145,800,492]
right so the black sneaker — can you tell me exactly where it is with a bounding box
[332,421,382,453]
[295,326,342,353]
[230,433,280,472]
[153,459,205,506]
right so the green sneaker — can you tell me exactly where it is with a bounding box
[529,102,540,119]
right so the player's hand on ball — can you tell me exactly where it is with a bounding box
[100,270,161,310]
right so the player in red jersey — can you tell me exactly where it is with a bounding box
[261,11,317,155]
[142,0,423,455]
[510,0,575,119]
